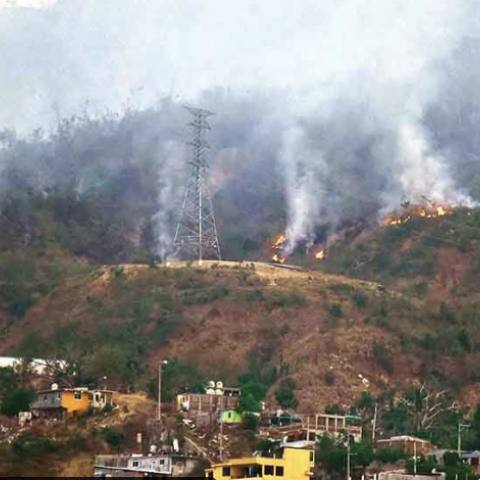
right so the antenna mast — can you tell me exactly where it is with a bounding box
[174,106,221,262]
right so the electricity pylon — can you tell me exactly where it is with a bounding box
[174,106,221,262]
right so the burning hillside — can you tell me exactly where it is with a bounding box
[384,202,454,227]
[268,201,461,267]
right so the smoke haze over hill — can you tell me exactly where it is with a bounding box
[1,0,480,256]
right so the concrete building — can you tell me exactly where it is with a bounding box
[205,446,315,480]
[379,472,445,480]
[263,413,363,444]
[177,392,239,427]
[94,453,201,478]
[377,436,433,456]
[32,387,114,420]
[462,452,480,474]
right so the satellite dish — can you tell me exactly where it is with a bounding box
[51,383,59,391]
[208,381,216,389]
[216,381,224,389]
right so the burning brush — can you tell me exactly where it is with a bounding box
[384,201,453,227]
[270,233,327,264]
[271,234,288,263]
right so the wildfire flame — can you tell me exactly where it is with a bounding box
[272,254,286,264]
[385,204,453,227]
[315,249,326,261]
[273,234,287,249]
[271,234,288,263]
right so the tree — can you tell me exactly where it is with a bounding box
[406,455,438,475]
[400,384,459,433]
[87,346,129,387]
[1,389,36,417]
[236,381,268,414]
[275,379,298,410]
[0,367,19,397]
[103,428,125,450]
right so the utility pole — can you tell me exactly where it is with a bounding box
[372,404,378,442]
[219,397,224,462]
[347,427,351,480]
[174,106,221,262]
[157,360,168,424]
[414,441,418,477]
[458,424,470,457]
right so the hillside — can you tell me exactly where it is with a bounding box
[2,206,480,413]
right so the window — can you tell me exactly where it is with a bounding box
[132,461,139,467]
[310,452,315,462]
[74,392,82,400]
[43,395,48,403]
[222,467,231,477]
[276,466,284,477]
[208,473,214,479]
[265,465,274,476]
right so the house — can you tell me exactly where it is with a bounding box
[205,445,315,480]
[376,436,433,456]
[379,472,445,480]
[94,453,201,478]
[31,386,114,421]
[177,391,239,427]
[263,413,363,444]
[462,452,480,474]
[221,410,243,425]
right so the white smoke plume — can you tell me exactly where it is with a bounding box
[1,0,480,255]
[153,140,187,261]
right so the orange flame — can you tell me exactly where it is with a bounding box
[315,249,326,261]
[272,254,286,264]
[385,204,453,226]
[273,234,287,249]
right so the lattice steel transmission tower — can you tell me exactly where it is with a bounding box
[174,106,221,262]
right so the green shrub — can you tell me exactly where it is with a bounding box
[267,290,306,308]
[103,428,125,449]
[352,291,368,309]
[11,433,59,459]
[372,341,394,375]
[246,288,265,302]
[329,304,343,319]
[275,379,298,409]
[413,282,428,299]
[375,448,407,464]
[325,405,345,415]
[439,303,457,323]
[325,371,336,385]
[181,286,230,305]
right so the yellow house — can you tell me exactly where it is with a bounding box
[32,387,114,420]
[205,446,315,480]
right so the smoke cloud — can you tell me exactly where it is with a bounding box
[1,0,480,256]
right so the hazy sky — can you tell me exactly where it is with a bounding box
[0,0,57,9]
[0,0,478,133]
